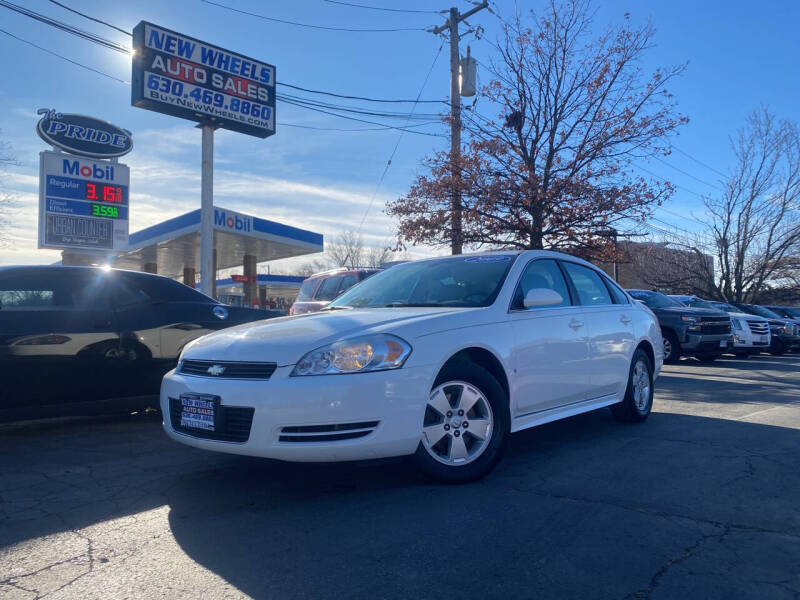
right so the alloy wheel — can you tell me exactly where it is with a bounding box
[632,359,651,412]
[422,381,494,466]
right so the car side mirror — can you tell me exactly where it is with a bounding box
[523,288,564,309]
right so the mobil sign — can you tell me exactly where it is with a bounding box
[214,207,251,233]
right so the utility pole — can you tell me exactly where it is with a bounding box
[431,2,488,255]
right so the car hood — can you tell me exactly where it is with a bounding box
[181,307,483,366]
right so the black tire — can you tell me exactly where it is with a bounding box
[611,349,654,423]
[662,330,681,364]
[412,361,510,483]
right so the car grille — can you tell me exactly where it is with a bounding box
[696,316,731,335]
[168,397,254,443]
[278,421,380,443]
[746,320,769,335]
[179,359,277,380]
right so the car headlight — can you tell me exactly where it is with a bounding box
[291,334,412,376]
[731,318,742,330]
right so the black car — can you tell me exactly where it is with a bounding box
[0,266,282,422]
[729,303,800,355]
[627,289,732,363]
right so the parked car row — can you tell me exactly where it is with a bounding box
[625,289,799,363]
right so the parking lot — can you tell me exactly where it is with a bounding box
[1,355,799,600]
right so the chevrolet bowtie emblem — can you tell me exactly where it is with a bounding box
[207,364,225,376]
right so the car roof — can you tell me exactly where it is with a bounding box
[0,264,179,283]
[304,267,382,280]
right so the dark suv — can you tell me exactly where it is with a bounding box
[627,289,732,363]
[0,266,282,422]
[730,303,800,355]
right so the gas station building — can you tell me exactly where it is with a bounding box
[112,205,322,307]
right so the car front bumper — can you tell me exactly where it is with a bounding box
[681,333,733,354]
[160,365,435,462]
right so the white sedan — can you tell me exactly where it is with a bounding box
[161,251,663,482]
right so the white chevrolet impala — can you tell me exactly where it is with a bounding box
[161,251,662,482]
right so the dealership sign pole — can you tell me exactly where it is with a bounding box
[131,22,276,297]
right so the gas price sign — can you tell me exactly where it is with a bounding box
[38,151,130,251]
[131,21,275,138]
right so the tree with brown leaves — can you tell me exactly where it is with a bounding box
[388,0,687,259]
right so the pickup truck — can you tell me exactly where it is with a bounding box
[627,289,732,363]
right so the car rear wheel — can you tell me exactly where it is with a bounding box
[662,330,680,364]
[413,362,509,483]
[611,349,654,423]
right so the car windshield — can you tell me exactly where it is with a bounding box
[748,305,783,319]
[711,302,741,313]
[628,290,683,308]
[330,255,517,308]
[683,297,716,309]
[296,279,318,302]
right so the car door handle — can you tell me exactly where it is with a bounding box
[569,318,584,330]
[620,315,632,325]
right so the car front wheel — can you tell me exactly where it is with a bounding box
[611,349,654,423]
[413,362,509,483]
[662,330,680,364]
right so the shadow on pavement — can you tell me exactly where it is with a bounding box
[161,410,800,599]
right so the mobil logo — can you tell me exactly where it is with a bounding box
[214,208,251,232]
[62,158,115,181]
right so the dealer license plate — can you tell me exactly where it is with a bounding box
[180,393,218,431]
[719,340,727,348]
[761,336,769,343]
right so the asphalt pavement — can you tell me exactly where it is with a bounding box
[1,354,799,600]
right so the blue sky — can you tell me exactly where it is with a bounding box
[1,0,798,269]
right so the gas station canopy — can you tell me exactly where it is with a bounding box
[115,206,323,278]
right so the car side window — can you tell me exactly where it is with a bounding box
[603,276,629,304]
[511,259,571,310]
[315,276,344,301]
[561,262,613,306]
[0,274,65,309]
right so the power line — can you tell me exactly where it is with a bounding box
[323,0,441,14]
[278,120,440,132]
[11,1,446,106]
[277,81,445,104]
[670,144,728,178]
[280,96,445,136]
[0,27,129,84]
[46,0,131,36]
[634,163,707,199]
[0,0,131,54]
[201,0,428,32]
[357,40,446,234]
[652,155,725,192]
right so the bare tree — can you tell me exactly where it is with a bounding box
[327,231,393,268]
[0,131,15,248]
[695,109,800,301]
[388,0,687,260]
[295,231,397,276]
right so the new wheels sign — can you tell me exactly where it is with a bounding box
[131,21,276,138]
[38,151,130,251]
